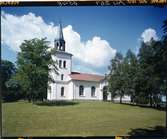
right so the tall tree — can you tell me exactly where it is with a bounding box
[15,38,58,102]
[138,39,161,106]
[161,19,167,81]
[1,60,16,100]
[108,52,126,103]
[159,19,167,102]
[107,20,167,106]
[124,49,138,104]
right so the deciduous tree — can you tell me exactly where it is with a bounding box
[15,38,58,102]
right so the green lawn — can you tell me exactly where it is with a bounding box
[2,100,166,136]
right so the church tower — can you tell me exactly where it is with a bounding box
[47,22,73,100]
[54,22,66,51]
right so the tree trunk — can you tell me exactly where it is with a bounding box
[120,95,122,104]
[132,97,135,105]
[27,93,31,102]
[153,95,156,108]
[149,94,153,107]
[28,98,31,102]
[131,95,135,105]
[154,95,159,109]
[41,97,44,102]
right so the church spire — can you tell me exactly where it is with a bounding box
[58,21,64,40]
[54,21,65,51]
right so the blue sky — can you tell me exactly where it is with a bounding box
[1,6,167,74]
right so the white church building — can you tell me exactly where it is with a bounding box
[47,22,131,102]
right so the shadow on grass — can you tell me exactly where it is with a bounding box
[118,102,166,111]
[2,100,19,103]
[35,100,79,106]
[128,126,167,136]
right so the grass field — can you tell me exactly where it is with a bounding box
[2,100,166,136]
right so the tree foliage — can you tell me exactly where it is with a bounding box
[108,20,167,107]
[5,78,22,101]
[15,38,58,102]
[108,52,127,103]
[1,60,17,101]
[1,60,16,90]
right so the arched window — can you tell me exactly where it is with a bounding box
[61,87,64,96]
[63,61,66,68]
[59,60,62,68]
[79,85,84,96]
[91,86,96,97]
[61,74,64,80]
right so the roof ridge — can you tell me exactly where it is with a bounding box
[70,72,104,77]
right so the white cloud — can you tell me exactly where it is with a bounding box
[1,12,59,52]
[1,11,116,73]
[64,25,116,67]
[141,28,158,43]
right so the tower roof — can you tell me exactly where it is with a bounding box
[57,21,64,40]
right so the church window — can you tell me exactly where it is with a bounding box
[91,86,96,97]
[79,85,84,96]
[63,61,66,68]
[59,60,62,68]
[61,74,64,80]
[61,87,64,96]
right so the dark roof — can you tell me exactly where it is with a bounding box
[69,72,105,82]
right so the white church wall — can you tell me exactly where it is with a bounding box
[99,88,103,101]
[99,80,108,100]
[52,53,72,82]
[47,86,51,100]
[73,80,102,100]
[99,80,108,89]
[47,82,72,100]
[107,92,112,101]
[56,83,69,100]
[47,51,73,100]
[47,81,132,102]
[47,83,57,100]
[68,81,74,100]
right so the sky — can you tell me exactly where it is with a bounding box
[1,6,167,75]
